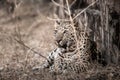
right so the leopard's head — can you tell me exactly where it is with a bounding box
[54,21,76,52]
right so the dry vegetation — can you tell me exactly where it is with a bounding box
[0,0,56,79]
[0,0,120,80]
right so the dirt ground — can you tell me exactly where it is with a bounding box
[0,0,120,80]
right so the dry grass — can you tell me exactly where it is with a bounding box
[0,0,55,73]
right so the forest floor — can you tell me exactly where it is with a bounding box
[0,1,120,80]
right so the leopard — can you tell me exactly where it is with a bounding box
[34,9,100,74]
[40,16,95,74]
[49,10,95,73]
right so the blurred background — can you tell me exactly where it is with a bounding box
[0,0,56,70]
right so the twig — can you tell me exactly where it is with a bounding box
[14,38,48,61]
[66,0,79,51]
[70,0,77,7]
[73,0,98,20]
[51,0,66,9]
[47,17,70,21]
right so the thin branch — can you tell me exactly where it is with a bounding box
[51,0,66,9]
[47,17,70,21]
[14,38,48,61]
[73,0,98,20]
[66,0,79,53]
[70,0,77,7]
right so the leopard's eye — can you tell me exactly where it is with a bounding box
[54,29,57,34]
[63,30,67,33]
[56,20,60,25]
